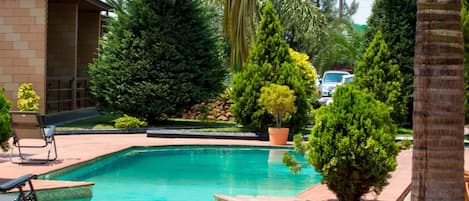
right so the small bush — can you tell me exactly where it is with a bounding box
[17,83,39,111]
[197,104,212,121]
[398,139,412,150]
[289,48,317,95]
[114,115,148,129]
[284,85,398,201]
[0,88,12,152]
[258,84,297,128]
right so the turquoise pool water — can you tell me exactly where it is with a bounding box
[45,146,321,201]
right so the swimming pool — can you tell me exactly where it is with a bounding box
[44,146,321,201]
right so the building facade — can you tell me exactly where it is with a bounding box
[0,0,110,115]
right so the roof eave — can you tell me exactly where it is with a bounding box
[84,0,113,11]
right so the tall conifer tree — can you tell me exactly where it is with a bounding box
[231,2,309,133]
[365,0,416,126]
[354,31,405,124]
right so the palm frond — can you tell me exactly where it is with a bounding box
[223,0,258,72]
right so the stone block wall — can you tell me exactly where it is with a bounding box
[0,0,47,114]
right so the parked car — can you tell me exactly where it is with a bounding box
[319,70,350,97]
[338,74,355,85]
[331,74,355,95]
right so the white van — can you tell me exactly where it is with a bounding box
[319,70,350,97]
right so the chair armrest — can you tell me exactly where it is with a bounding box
[0,174,37,192]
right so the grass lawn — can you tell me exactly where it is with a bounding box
[56,112,242,131]
[397,128,413,138]
[56,112,120,130]
[57,112,415,137]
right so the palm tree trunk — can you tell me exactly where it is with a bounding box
[338,0,343,19]
[412,1,465,201]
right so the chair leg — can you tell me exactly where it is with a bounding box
[10,142,22,164]
[10,139,57,164]
[13,180,38,201]
[26,180,38,201]
[51,138,57,161]
[45,139,57,164]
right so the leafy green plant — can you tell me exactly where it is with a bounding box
[397,139,412,151]
[17,83,39,112]
[197,104,212,122]
[114,115,148,129]
[231,1,310,133]
[258,84,297,128]
[0,88,12,152]
[289,48,318,95]
[284,85,398,201]
[89,0,226,123]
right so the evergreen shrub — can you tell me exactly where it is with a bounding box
[0,89,12,152]
[89,0,226,123]
[284,85,398,201]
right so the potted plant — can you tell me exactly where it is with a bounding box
[259,84,297,145]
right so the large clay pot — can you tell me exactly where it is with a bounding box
[268,127,289,145]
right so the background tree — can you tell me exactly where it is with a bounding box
[311,0,358,21]
[289,48,318,96]
[0,89,12,152]
[353,31,405,125]
[312,19,365,73]
[270,0,326,58]
[463,0,469,124]
[365,0,416,127]
[222,0,362,74]
[105,0,128,14]
[412,1,465,200]
[285,85,398,201]
[89,0,226,123]
[231,1,310,134]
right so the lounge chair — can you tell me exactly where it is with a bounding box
[0,174,38,201]
[9,111,57,164]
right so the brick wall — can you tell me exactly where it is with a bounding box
[0,0,47,114]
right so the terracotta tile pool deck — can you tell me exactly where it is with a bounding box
[0,134,468,201]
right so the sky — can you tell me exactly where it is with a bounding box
[350,0,373,25]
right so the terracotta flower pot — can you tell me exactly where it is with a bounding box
[268,127,289,145]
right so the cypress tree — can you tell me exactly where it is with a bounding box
[89,0,226,122]
[353,31,405,124]
[364,0,416,127]
[231,1,310,133]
